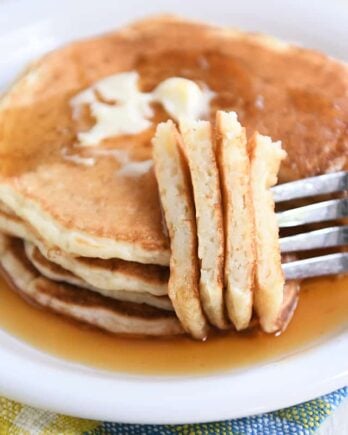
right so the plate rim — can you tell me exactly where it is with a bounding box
[0,328,347,424]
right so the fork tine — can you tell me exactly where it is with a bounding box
[280,226,348,252]
[282,253,348,280]
[272,171,348,203]
[277,198,348,228]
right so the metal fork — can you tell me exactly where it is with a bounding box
[272,171,348,280]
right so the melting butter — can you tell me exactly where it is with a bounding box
[61,145,153,177]
[78,101,152,147]
[95,72,153,110]
[71,72,214,147]
[117,160,153,177]
[61,147,96,167]
[153,77,213,121]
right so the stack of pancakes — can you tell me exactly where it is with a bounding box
[0,16,347,338]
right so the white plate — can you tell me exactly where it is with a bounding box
[0,0,347,424]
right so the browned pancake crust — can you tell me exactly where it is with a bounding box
[76,256,168,283]
[0,17,346,263]
[0,205,169,292]
[7,238,171,319]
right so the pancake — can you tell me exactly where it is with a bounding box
[276,278,300,332]
[277,255,300,332]
[34,239,168,296]
[0,17,347,267]
[153,121,208,339]
[24,241,173,311]
[249,132,287,333]
[0,235,182,336]
[216,111,255,330]
[179,119,227,329]
[0,206,169,296]
[0,207,30,241]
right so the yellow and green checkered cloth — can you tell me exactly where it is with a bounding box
[0,387,346,434]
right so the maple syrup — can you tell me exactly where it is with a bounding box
[0,273,346,375]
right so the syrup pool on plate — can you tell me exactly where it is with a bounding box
[0,273,347,375]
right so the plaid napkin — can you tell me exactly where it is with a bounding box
[0,387,346,434]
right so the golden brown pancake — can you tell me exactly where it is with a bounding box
[38,244,169,295]
[0,205,169,296]
[249,132,287,333]
[0,206,29,241]
[0,16,347,266]
[0,235,182,336]
[216,111,255,331]
[179,119,227,329]
[276,259,300,333]
[24,241,173,311]
[153,121,209,339]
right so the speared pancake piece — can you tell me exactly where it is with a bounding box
[179,119,227,329]
[0,235,182,336]
[24,241,173,311]
[279,282,299,331]
[249,132,287,333]
[152,121,209,339]
[0,205,169,296]
[275,255,300,332]
[215,111,255,330]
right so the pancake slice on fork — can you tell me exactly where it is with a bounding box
[249,132,287,333]
[216,111,255,330]
[153,121,209,339]
[179,119,227,329]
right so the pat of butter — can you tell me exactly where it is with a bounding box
[153,77,212,121]
[117,159,154,177]
[71,72,214,147]
[78,102,152,147]
[95,72,148,107]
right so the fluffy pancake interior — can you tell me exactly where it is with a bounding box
[152,121,208,339]
[179,119,227,329]
[216,111,255,331]
[249,132,287,333]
